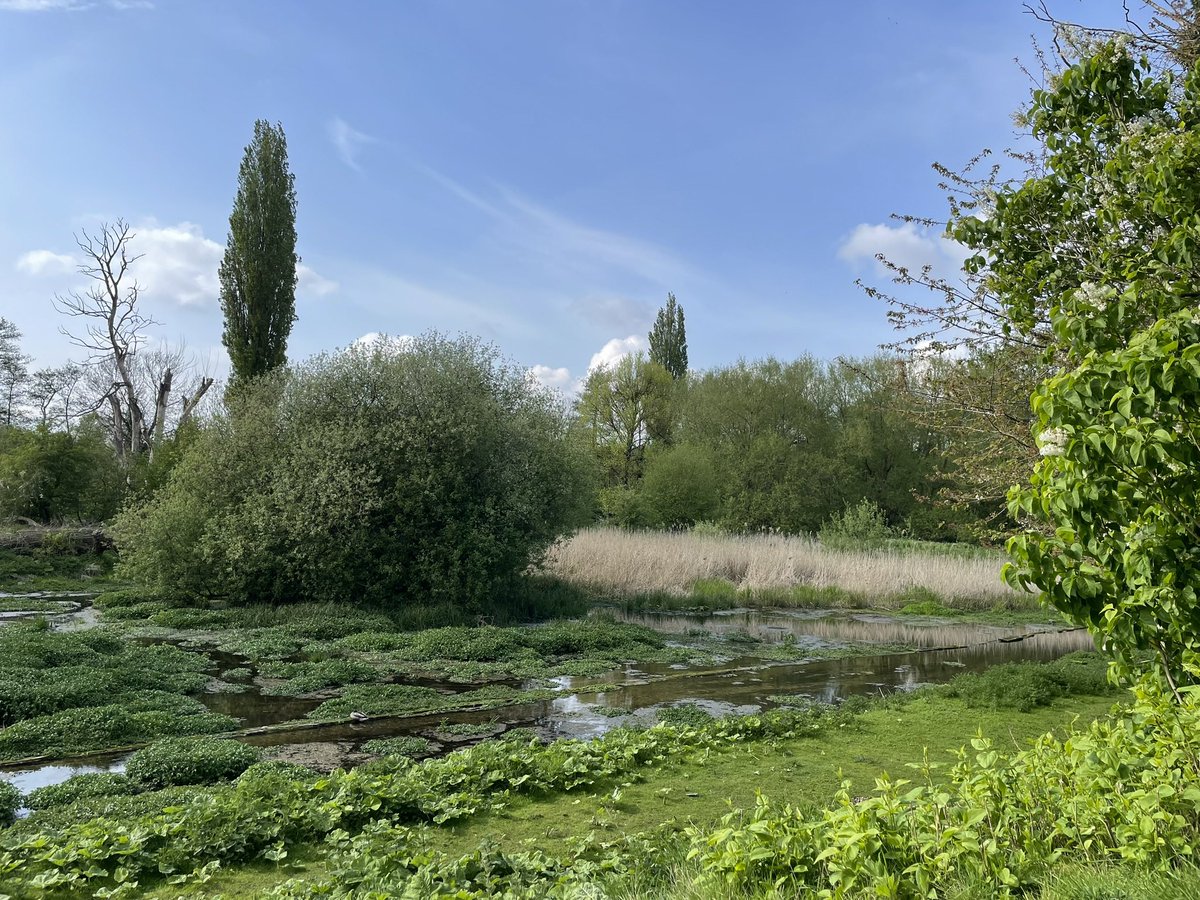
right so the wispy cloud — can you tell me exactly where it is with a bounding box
[419,165,698,292]
[297,263,338,299]
[327,117,375,172]
[0,0,152,9]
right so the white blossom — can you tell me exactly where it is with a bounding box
[1038,427,1069,457]
[1074,281,1113,313]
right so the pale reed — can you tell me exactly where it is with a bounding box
[542,527,1023,606]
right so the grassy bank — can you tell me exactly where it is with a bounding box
[0,658,1128,898]
[543,527,1030,611]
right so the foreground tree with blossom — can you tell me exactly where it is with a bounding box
[975,42,1200,692]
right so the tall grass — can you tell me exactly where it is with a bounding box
[542,527,1028,609]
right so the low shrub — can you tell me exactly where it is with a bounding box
[689,578,739,605]
[14,785,214,832]
[819,498,897,550]
[24,773,138,810]
[125,737,262,789]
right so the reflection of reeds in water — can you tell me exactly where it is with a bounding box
[544,527,1027,608]
[613,609,1091,652]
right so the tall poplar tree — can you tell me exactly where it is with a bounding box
[648,292,688,380]
[220,120,298,388]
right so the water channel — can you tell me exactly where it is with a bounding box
[0,600,1095,804]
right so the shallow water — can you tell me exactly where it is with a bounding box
[608,606,1066,650]
[0,609,1096,805]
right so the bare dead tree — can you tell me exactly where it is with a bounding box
[52,220,214,462]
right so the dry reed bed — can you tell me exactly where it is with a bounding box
[543,528,1023,606]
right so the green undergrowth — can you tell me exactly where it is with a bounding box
[124,737,262,790]
[0,548,121,593]
[942,651,1116,711]
[0,657,1127,898]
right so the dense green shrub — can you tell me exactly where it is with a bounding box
[656,703,713,728]
[14,785,213,833]
[113,334,594,611]
[638,444,720,527]
[258,658,379,695]
[125,737,262,789]
[0,779,19,826]
[24,773,138,810]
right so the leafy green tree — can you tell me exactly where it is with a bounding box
[0,419,123,523]
[638,444,720,527]
[648,292,688,380]
[681,357,846,533]
[984,44,1200,692]
[575,353,674,488]
[219,120,298,388]
[114,334,593,609]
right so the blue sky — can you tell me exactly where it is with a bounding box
[0,0,1131,394]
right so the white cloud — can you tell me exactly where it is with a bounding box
[16,249,74,275]
[527,334,648,401]
[129,222,222,307]
[297,263,338,298]
[587,334,646,373]
[499,188,694,287]
[350,332,414,353]
[528,364,576,396]
[20,221,336,309]
[838,221,969,280]
[327,117,374,172]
